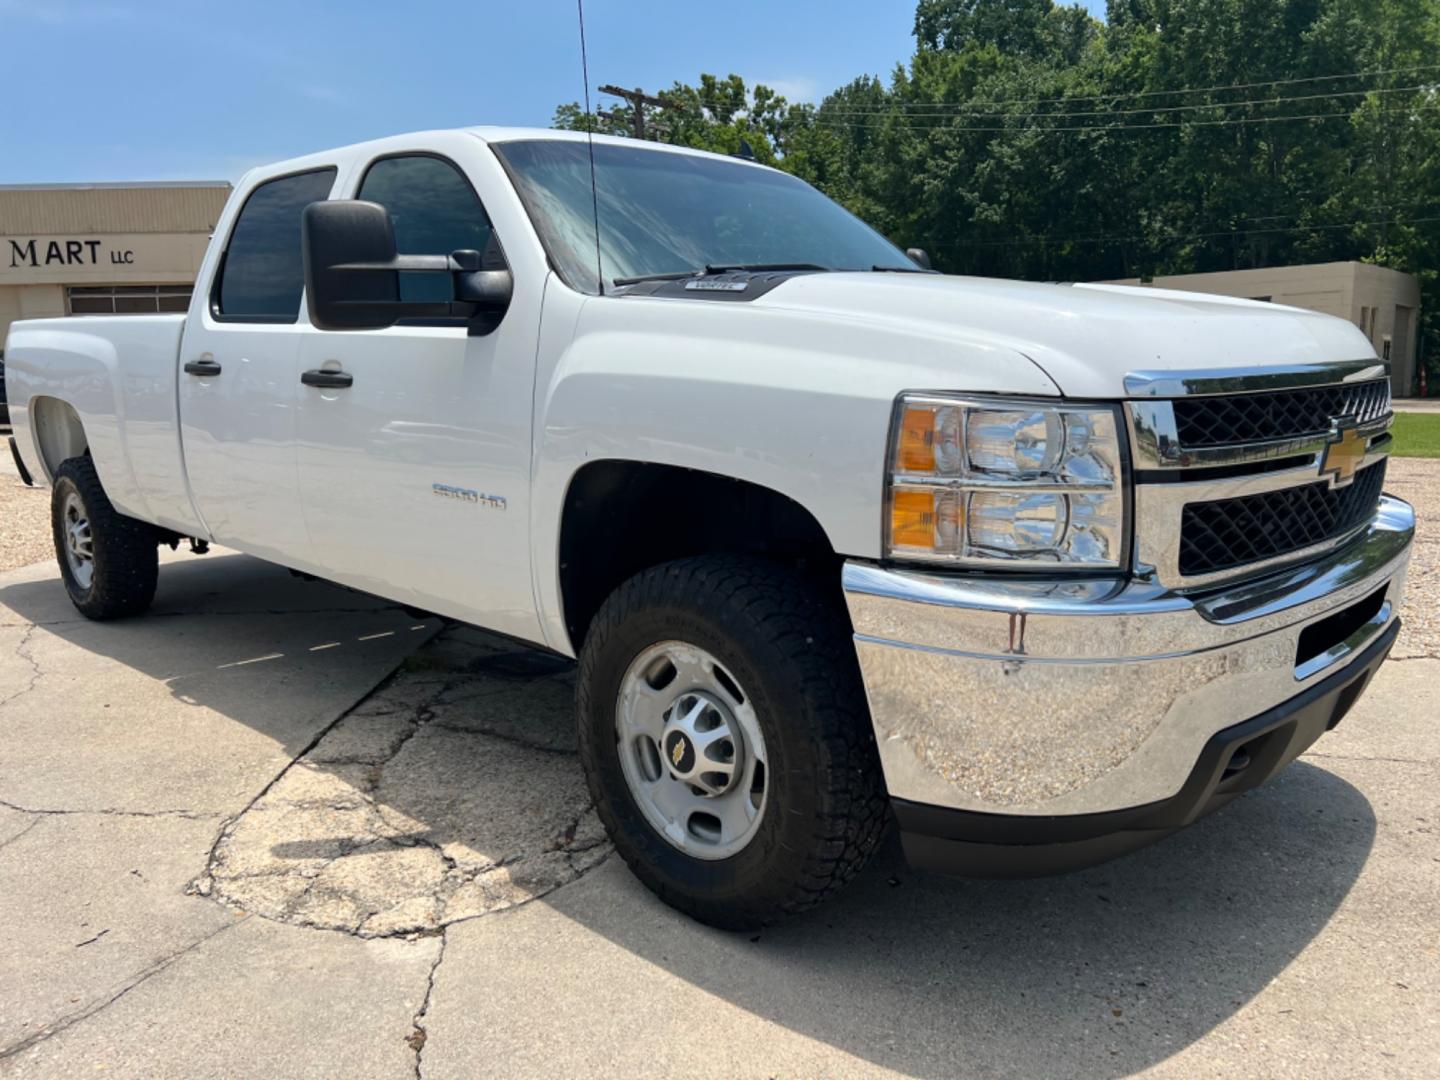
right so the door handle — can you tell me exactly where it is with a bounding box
[183,358,222,377]
[301,368,354,389]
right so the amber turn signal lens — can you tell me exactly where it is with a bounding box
[890,488,937,549]
[896,406,937,473]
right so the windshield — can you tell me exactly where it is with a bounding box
[492,139,914,293]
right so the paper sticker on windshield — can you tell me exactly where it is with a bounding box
[684,280,749,292]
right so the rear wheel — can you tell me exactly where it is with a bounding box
[577,556,888,929]
[51,456,159,619]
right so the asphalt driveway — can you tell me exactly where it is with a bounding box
[0,459,1437,1078]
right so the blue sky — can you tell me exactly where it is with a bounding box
[0,0,1107,184]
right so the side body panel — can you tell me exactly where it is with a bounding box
[176,319,311,559]
[3,314,202,534]
[176,155,350,566]
[292,132,549,642]
[527,281,1062,655]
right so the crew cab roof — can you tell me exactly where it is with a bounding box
[467,126,774,168]
[235,126,773,192]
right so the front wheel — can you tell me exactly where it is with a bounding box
[577,556,888,929]
[51,455,159,619]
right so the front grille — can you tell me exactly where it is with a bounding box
[1179,459,1386,576]
[1174,379,1391,447]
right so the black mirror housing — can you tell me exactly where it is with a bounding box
[456,270,514,308]
[302,200,513,333]
[303,201,401,330]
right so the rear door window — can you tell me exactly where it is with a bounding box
[214,168,337,322]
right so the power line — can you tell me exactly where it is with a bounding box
[931,214,1440,250]
[806,83,1433,121]
[1222,197,1440,226]
[668,64,1440,126]
[598,85,676,140]
[805,62,1440,111]
[633,63,1440,126]
[679,82,1432,120]
[806,102,1440,133]
[674,82,1438,130]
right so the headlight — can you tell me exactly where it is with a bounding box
[886,395,1126,567]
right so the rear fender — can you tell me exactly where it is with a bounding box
[4,316,200,533]
[30,395,89,481]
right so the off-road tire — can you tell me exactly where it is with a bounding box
[51,455,159,619]
[577,555,888,930]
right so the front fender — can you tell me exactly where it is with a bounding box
[528,286,1060,652]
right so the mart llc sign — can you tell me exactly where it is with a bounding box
[8,238,136,268]
[1,231,205,285]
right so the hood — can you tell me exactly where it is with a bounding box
[755,273,1376,398]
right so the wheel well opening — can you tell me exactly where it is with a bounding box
[30,396,89,483]
[558,462,839,650]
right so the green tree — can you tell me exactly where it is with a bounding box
[914,0,1097,63]
[551,74,800,165]
[552,0,1440,386]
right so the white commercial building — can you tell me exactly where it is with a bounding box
[1102,262,1423,396]
[1,181,231,348]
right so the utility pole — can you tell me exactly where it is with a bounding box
[598,85,671,140]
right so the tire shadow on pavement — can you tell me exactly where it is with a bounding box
[0,552,1379,1077]
[535,761,1375,1078]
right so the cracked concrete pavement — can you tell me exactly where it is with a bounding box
[0,549,444,1073]
[1,453,1437,1077]
[194,630,609,937]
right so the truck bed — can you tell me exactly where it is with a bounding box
[4,314,201,534]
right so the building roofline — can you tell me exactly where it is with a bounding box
[1102,260,1418,282]
[0,181,232,191]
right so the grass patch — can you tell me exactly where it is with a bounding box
[1389,412,1440,458]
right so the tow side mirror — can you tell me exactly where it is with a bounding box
[301,200,512,334]
[906,247,933,271]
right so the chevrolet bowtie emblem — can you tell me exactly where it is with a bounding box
[1319,420,1367,487]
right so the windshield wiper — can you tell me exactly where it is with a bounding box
[612,269,701,287]
[702,262,831,275]
[613,263,831,288]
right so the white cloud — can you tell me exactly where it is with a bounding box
[750,76,822,105]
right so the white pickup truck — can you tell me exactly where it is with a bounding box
[4,128,1415,928]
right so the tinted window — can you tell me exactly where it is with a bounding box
[216,168,336,320]
[493,140,911,294]
[357,155,499,303]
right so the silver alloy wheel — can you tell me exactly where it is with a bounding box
[616,641,769,860]
[61,491,95,590]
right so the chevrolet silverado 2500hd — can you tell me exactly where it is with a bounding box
[3,129,1415,928]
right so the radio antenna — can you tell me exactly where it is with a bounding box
[576,0,604,295]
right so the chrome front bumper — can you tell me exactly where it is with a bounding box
[843,495,1415,817]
